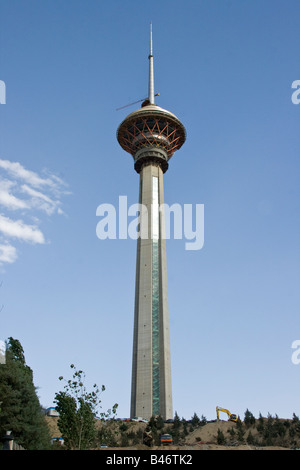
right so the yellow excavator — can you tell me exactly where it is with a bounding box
[216,406,238,422]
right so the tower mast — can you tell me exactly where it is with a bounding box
[148,22,155,104]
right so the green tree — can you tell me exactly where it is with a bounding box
[274,415,286,438]
[217,428,226,445]
[119,422,128,432]
[200,414,207,426]
[120,432,129,447]
[98,425,118,447]
[244,409,256,427]
[236,418,245,443]
[54,364,117,450]
[256,412,265,436]
[148,415,165,445]
[155,414,164,430]
[173,411,181,429]
[191,412,200,427]
[170,411,181,444]
[181,419,189,438]
[0,337,51,449]
[246,431,255,445]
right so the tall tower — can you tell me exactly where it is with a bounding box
[117,24,186,420]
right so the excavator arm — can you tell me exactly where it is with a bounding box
[216,406,237,422]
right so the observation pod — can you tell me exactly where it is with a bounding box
[117,103,186,173]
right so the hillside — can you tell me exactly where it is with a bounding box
[45,413,300,450]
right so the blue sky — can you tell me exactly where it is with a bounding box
[0,0,299,421]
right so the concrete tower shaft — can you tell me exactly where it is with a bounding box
[131,162,172,419]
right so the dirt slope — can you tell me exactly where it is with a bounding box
[46,416,297,450]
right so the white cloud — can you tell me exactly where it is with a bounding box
[0,244,18,264]
[0,214,45,244]
[21,184,62,215]
[0,159,65,191]
[0,159,69,266]
[0,179,29,210]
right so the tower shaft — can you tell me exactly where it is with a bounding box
[131,161,172,420]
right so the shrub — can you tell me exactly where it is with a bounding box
[217,428,226,445]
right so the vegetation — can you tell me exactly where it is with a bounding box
[93,409,300,449]
[221,410,300,448]
[96,412,210,448]
[54,364,118,450]
[0,337,51,449]
[253,412,300,447]
[244,408,256,427]
[147,414,166,445]
[217,428,226,445]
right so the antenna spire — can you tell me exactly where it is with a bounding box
[148,22,155,104]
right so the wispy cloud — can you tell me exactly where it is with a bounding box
[0,179,29,210]
[0,214,45,244]
[0,159,69,266]
[0,244,17,264]
[0,159,66,191]
[21,184,63,216]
